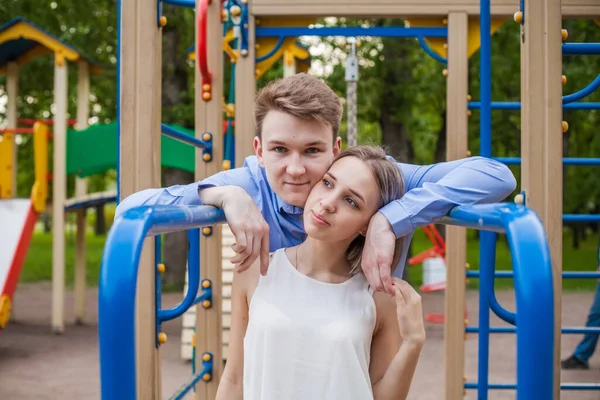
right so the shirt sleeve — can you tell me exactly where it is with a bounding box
[114,166,256,219]
[379,156,517,238]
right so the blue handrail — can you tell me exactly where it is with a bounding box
[443,203,554,399]
[98,205,225,400]
[99,203,553,399]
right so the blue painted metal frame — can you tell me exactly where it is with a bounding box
[98,205,225,400]
[417,36,447,64]
[563,73,600,104]
[562,43,600,55]
[465,382,600,390]
[469,101,600,110]
[466,326,600,334]
[443,203,554,399]
[494,157,600,166]
[255,26,448,38]
[467,270,600,279]
[162,0,195,7]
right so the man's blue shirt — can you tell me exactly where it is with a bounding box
[116,155,516,276]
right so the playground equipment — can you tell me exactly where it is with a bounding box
[0,17,102,332]
[97,1,600,400]
[0,121,48,329]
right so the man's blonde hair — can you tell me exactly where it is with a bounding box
[253,73,343,141]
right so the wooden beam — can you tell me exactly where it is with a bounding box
[74,61,90,325]
[52,54,68,334]
[520,0,563,398]
[7,62,18,197]
[195,0,224,398]
[120,0,163,397]
[443,12,469,400]
[250,0,598,18]
[235,9,257,168]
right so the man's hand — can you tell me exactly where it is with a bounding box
[199,186,270,274]
[362,212,397,296]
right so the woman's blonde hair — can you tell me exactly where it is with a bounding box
[333,146,406,275]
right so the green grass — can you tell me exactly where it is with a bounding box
[20,228,599,292]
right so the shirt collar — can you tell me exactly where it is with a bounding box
[275,193,304,215]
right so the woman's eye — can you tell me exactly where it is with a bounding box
[346,198,357,207]
[323,179,332,188]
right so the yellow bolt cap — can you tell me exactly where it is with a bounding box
[513,11,523,23]
[158,332,167,344]
[561,29,568,41]
[157,263,166,273]
[160,16,167,27]
[562,121,569,133]
[202,132,211,141]
[203,353,212,362]
[202,280,211,289]
[203,300,211,308]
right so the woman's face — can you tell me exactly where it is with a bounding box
[303,156,381,243]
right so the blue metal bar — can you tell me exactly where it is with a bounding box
[467,270,600,279]
[466,326,600,334]
[417,36,447,64]
[161,124,210,149]
[465,382,600,390]
[169,365,212,400]
[563,73,600,104]
[116,0,121,204]
[255,26,448,38]
[563,214,600,223]
[489,286,516,325]
[469,101,600,110]
[155,235,162,347]
[480,0,492,159]
[194,289,212,306]
[158,229,200,323]
[494,157,600,166]
[162,0,195,7]
[255,36,286,62]
[442,203,554,399]
[562,43,600,55]
[478,231,495,399]
[98,205,225,400]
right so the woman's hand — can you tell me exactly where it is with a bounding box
[392,278,426,348]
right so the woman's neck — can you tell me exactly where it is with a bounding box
[294,236,354,282]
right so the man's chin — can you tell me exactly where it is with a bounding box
[279,192,307,209]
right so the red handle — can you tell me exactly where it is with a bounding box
[197,0,212,100]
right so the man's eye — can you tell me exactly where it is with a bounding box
[274,146,287,153]
[306,147,319,154]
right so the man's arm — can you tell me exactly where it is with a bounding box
[362,156,516,295]
[381,156,517,238]
[114,165,257,220]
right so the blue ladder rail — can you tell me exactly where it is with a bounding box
[98,205,226,400]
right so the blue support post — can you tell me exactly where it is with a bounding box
[477,231,496,399]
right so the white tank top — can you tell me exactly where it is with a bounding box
[243,248,377,400]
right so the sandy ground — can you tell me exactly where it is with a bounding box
[0,283,599,399]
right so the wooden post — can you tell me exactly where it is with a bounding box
[520,1,563,397]
[235,5,256,168]
[195,1,224,398]
[443,12,469,400]
[74,61,90,325]
[52,53,68,334]
[7,62,19,198]
[120,0,163,397]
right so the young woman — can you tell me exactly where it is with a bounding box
[216,146,426,400]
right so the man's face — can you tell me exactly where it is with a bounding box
[254,110,341,208]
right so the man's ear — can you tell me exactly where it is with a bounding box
[333,136,342,157]
[253,136,265,167]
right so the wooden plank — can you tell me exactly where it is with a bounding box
[443,12,469,400]
[235,8,256,168]
[195,0,225,396]
[120,0,163,397]
[520,0,563,397]
[251,0,599,17]
[74,61,90,325]
[51,55,68,334]
[7,62,18,197]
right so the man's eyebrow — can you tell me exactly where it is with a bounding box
[326,172,365,203]
[267,140,327,146]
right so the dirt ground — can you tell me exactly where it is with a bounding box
[0,283,599,400]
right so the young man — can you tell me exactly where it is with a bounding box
[116,73,516,296]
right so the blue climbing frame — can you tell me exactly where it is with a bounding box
[466,0,600,396]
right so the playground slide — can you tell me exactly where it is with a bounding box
[0,199,38,329]
[0,121,49,330]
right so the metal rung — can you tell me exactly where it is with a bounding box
[465,382,600,390]
[466,326,600,334]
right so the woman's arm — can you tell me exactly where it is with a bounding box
[216,258,259,399]
[370,279,426,400]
